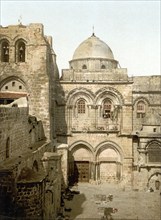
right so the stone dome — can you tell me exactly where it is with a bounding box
[72,34,114,60]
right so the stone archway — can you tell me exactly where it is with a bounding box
[96,144,122,183]
[148,172,161,191]
[69,143,93,185]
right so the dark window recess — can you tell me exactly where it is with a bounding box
[103,100,112,118]
[1,41,9,62]
[6,137,10,158]
[101,64,106,69]
[18,42,26,62]
[82,64,87,69]
[137,113,145,118]
[12,82,15,87]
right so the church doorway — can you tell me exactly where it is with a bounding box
[96,145,122,183]
[74,161,89,182]
[68,143,93,185]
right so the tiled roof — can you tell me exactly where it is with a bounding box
[0,92,27,99]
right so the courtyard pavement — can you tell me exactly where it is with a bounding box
[62,183,161,220]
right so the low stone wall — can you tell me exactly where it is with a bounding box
[16,181,44,218]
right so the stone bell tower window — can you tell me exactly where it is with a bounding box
[1,41,9,62]
[78,99,86,114]
[137,101,145,118]
[17,41,26,62]
[103,99,112,118]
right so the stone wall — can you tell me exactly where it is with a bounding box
[0,106,45,162]
[16,181,44,218]
[132,75,161,131]
[0,105,62,218]
[0,23,59,140]
[0,170,16,217]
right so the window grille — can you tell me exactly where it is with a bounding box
[78,99,86,114]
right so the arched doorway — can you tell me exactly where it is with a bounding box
[96,144,122,183]
[69,143,93,185]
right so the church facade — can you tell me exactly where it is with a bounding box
[0,22,161,218]
[56,33,161,190]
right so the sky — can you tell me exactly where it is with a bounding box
[0,0,160,76]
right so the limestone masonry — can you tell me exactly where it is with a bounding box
[0,23,161,219]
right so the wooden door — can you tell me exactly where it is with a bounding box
[74,161,89,182]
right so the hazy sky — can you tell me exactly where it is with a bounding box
[0,0,160,76]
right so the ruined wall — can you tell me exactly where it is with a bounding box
[0,106,45,162]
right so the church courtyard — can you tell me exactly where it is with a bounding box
[63,183,161,220]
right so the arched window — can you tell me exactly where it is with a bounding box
[1,41,9,62]
[148,143,161,163]
[17,41,26,62]
[101,64,106,69]
[137,101,145,118]
[103,99,112,118]
[78,99,86,114]
[6,137,10,159]
[82,64,87,69]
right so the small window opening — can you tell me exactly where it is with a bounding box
[6,137,10,159]
[103,100,112,118]
[78,99,85,114]
[1,41,9,62]
[19,85,22,89]
[12,82,15,87]
[153,128,156,132]
[5,86,8,90]
[18,42,26,62]
[82,64,87,69]
[137,101,146,118]
[101,64,106,69]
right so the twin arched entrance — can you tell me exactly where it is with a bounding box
[68,142,122,185]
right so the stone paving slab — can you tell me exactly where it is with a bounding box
[63,183,161,220]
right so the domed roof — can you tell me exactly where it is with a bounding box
[72,34,114,60]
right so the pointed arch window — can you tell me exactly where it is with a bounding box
[103,99,112,118]
[78,99,86,114]
[137,101,145,118]
[1,41,9,62]
[17,41,26,62]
